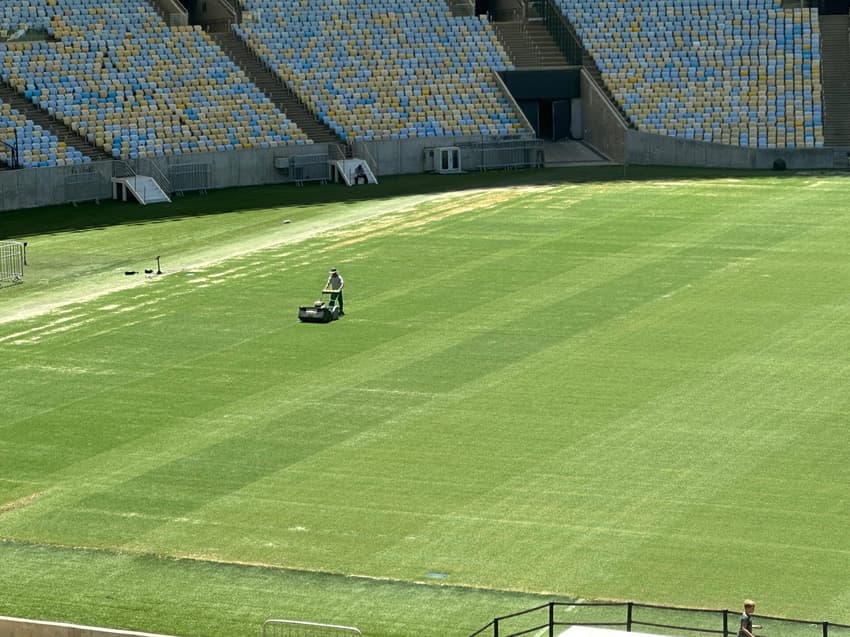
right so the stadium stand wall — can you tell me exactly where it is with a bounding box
[579,69,628,163]
[0,131,842,214]
[0,0,847,213]
[624,128,836,168]
[0,144,330,212]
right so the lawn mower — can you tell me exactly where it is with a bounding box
[298,288,340,323]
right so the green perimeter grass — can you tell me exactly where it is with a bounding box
[2,168,850,636]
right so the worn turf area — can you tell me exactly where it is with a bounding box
[2,170,849,636]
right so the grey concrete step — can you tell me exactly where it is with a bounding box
[0,81,112,162]
[493,21,572,68]
[210,30,347,150]
[818,15,850,145]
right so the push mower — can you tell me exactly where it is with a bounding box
[298,288,341,323]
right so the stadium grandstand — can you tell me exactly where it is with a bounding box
[0,0,848,210]
[234,0,526,141]
[560,0,824,148]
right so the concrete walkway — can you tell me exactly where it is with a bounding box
[543,139,614,166]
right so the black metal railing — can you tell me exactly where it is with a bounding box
[470,601,850,637]
[528,0,583,65]
[0,137,20,169]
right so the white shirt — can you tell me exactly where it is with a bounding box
[326,274,344,290]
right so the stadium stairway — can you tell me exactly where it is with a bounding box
[818,14,850,146]
[448,0,475,17]
[492,8,634,128]
[211,30,352,155]
[492,20,572,68]
[0,81,112,162]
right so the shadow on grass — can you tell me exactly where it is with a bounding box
[1,164,793,238]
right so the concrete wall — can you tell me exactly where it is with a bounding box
[0,617,176,637]
[0,162,114,212]
[0,145,330,213]
[501,69,581,100]
[144,144,332,190]
[353,135,508,175]
[579,70,627,163]
[625,129,841,170]
[1,132,846,214]
[489,0,523,20]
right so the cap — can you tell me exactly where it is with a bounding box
[329,268,338,274]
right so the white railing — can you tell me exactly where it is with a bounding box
[145,159,172,194]
[262,619,361,637]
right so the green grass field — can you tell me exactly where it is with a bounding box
[2,169,850,637]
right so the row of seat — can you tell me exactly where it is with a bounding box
[0,98,88,167]
[236,0,529,141]
[0,0,831,165]
[560,0,825,148]
[0,0,310,161]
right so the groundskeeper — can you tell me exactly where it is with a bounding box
[325,268,345,316]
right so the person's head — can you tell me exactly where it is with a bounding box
[329,268,339,277]
[744,600,756,613]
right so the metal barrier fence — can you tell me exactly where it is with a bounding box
[64,165,104,204]
[112,160,135,180]
[169,162,211,194]
[289,153,331,186]
[0,240,25,286]
[458,137,545,171]
[469,601,850,637]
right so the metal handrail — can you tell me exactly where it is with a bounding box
[530,0,583,65]
[470,601,850,637]
[354,142,377,173]
[219,0,237,20]
[328,144,347,162]
[146,159,172,194]
[112,159,170,195]
[112,160,136,179]
[0,138,19,169]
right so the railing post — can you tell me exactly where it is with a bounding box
[494,616,499,637]
[627,602,633,631]
[723,609,729,637]
[549,601,555,637]
[823,621,829,637]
